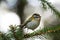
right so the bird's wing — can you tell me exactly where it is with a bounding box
[21,16,32,27]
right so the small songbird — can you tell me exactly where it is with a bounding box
[22,13,41,30]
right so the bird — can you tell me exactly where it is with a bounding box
[21,13,41,30]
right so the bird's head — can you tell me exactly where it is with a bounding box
[32,13,41,21]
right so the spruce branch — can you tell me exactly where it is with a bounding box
[24,25,60,38]
[9,25,19,40]
[45,1,60,17]
[0,32,11,40]
[40,0,60,17]
[9,25,24,40]
[41,0,47,10]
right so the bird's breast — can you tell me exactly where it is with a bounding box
[26,20,39,30]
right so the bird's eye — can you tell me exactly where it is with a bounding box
[34,15,36,17]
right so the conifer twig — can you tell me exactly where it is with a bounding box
[9,25,19,40]
[24,25,60,38]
